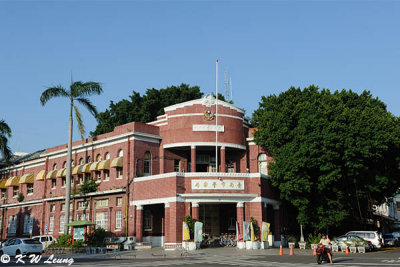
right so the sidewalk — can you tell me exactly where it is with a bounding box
[58,247,324,260]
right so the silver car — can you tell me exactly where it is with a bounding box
[0,238,42,256]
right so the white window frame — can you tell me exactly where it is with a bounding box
[27,184,34,195]
[115,210,122,230]
[95,212,108,230]
[49,216,54,234]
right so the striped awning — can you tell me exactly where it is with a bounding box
[97,159,110,170]
[5,176,20,187]
[0,179,7,189]
[46,170,57,179]
[81,163,92,173]
[89,161,100,172]
[72,165,83,175]
[56,168,66,178]
[36,170,46,181]
[20,173,34,184]
[111,157,123,168]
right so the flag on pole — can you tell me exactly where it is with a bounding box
[250,222,255,241]
[243,221,250,241]
[194,222,203,242]
[183,221,190,241]
[262,222,270,242]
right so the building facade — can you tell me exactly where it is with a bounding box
[0,95,283,248]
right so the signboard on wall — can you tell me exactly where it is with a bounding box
[191,179,244,190]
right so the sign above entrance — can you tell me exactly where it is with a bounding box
[192,179,244,190]
[193,124,225,132]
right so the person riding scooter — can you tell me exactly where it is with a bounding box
[319,234,333,264]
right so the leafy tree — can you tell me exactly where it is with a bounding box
[253,85,400,232]
[91,83,203,136]
[0,119,12,161]
[40,80,102,234]
[79,179,99,194]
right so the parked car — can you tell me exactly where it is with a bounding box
[345,231,382,248]
[0,238,10,247]
[332,235,373,252]
[32,235,55,251]
[0,238,42,256]
[383,234,400,247]
[392,232,400,238]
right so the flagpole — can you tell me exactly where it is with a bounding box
[215,59,218,173]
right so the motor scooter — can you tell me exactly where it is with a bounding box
[316,243,332,264]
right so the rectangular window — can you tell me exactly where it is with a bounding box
[85,173,91,182]
[62,177,66,187]
[174,160,180,172]
[13,186,19,197]
[59,215,65,233]
[95,171,101,182]
[49,216,54,233]
[104,170,110,181]
[1,189,6,199]
[116,197,122,207]
[227,161,235,173]
[51,179,56,189]
[50,204,56,213]
[144,160,151,176]
[115,210,122,230]
[61,203,65,211]
[95,199,109,208]
[23,214,33,234]
[27,184,34,195]
[116,167,123,179]
[8,215,17,234]
[78,175,84,185]
[78,201,88,210]
[77,213,89,221]
[95,212,108,230]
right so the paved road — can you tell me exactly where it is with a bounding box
[1,248,400,266]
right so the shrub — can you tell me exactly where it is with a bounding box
[59,234,73,246]
[307,233,322,247]
[79,180,99,194]
[17,193,24,202]
[85,228,106,247]
[184,215,195,240]
[288,235,298,244]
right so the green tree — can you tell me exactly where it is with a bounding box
[253,85,400,231]
[40,80,102,234]
[91,83,203,136]
[0,119,12,161]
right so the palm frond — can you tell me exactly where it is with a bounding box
[75,82,103,97]
[73,105,85,140]
[0,135,12,161]
[70,81,84,97]
[76,97,98,117]
[40,86,69,106]
[0,120,12,137]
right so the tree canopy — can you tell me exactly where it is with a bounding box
[91,84,203,136]
[252,85,400,231]
[0,119,12,161]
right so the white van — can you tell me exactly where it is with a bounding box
[32,235,55,251]
[346,231,382,248]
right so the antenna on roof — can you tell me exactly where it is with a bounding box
[230,77,233,102]
[224,70,229,101]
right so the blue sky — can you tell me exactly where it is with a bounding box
[0,1,399,153]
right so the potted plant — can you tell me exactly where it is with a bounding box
[331,240,339,252]
[307,233,321,250]
[356,240,366,253]
[287,236,297,249]
[347,241,357,253]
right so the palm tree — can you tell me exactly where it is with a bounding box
[40,81,102,234]
[0,119,12,161]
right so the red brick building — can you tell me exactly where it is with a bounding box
[0,95,283,248]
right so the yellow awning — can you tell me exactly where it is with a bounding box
[97,159,110,170]
[111,157,123,168]
[56,168,66,178]
[5,176,20,187]
[46,170,57,179]
[20,173,34,184]
[36,170,46,181]
[89,161,100,172]
[72,165,83,175]
[81,163,92,173]
[0,179,7,189]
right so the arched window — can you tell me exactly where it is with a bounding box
[144,152,151,176]
[258,154,268,175]
[118,150,123,157]
[105,152,110,160]
[79,158,84,165]
[87,156,91,163]
[71,160,74,167]
[96,154,102,162]
[53,163,57,170]
[63,161,67,168]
